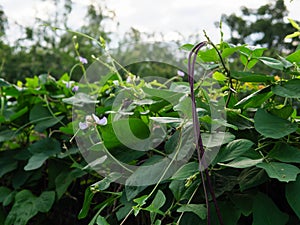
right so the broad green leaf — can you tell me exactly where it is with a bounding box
[55,169,86,199]
[151,190,166,210]
[234,86,273,109]
[197,48,219,62]
[286,49,300,63]
[0,187,11,203]
[25,138,61,171]
[24,153,49,171]
[221,44,245,58]
[269,104,294,119]
[0,130,16,142]
[171,162,198,180]
[210,201,241,225]
[231,71,274,82]
[35,191,55,213]
[253,192,289,225]
[4,190,55,225]
[148,190,166,223]
[269,143,300,163]
[272,79,300,98]
[258,57,284,70]
[213,72,227,82]
[219,157,263,168]
[257,162,300,182]
[180,44,194,51]
[177,204,207,220]
[238,167,268,191]
[96,216,109,225]
[286,175,300,219]
[254,109,298,139]
[169,180,185,201]
[231,194,254,216]
[201,132,235,148]
[216,139,254,163]
[0,156,18,178]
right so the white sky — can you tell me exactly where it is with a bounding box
[1,0,300,44]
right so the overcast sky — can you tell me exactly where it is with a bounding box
[1,0,300,44]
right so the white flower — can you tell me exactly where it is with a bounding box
[177,70,185,77]
[112,80,119,86]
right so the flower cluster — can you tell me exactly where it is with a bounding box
[79,114,107,130]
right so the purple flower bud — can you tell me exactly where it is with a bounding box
[72,85,79,92]
[79,122,89,130]
[79,56,88,64]
[177,70,185,77]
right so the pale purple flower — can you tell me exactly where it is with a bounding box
[79,121,89,130]
[72,85,79,92]
[177,70,185,77]
[63,80,74,88]
[79,56,88,64]
[79,114,107,130]
[92,114,107,125]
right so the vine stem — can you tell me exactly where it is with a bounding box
[188,42,224,225]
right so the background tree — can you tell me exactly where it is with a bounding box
[221,0,299,53]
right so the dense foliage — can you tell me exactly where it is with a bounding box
[1,27,300,224]
[1,0,300,225]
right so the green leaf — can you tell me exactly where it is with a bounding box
[78,188,95,219]
[4,190,55,225]
[257,162,300,182]
[253,192,289,225]
[231,71,274,82]
[258,57,284,70]
[231,194,254,216]
[177,204,207,220]
[213,72,227,82]
[216,139,254,163]
[219,157,263,168]
[234,86,273,109]
[201,132,235,148]
[148,190,166,223]
[269,143,300,163]
[272,79,300,98]
[286,175,300,219]
[35,191,55,213]
[55,168,86,199]
[286,49,300,63]
[0,156,18,178]
[0,187,11,203]
[269,104,294,119]
[169,180,185,201]
[151,190,166,210]
[254,109,298,139]
[96,216,110,225]
[238,167,268,191]
[171,162,198,180]
[24,138,61,171]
